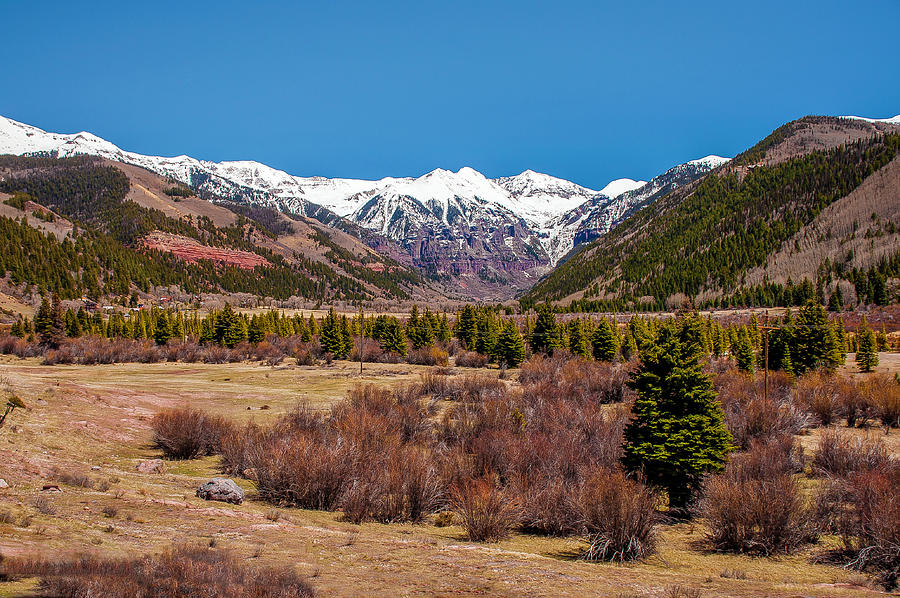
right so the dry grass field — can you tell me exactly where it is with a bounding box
[0,355,896,597]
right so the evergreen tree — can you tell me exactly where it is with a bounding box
[34,297,52,342]
[339,315,354,358]
[154,311,172,346]
[856,316,879,373]
[828,285,844,312]
[10,319,24,338]
[591,319,620,362]
[622,316,734,512]
[223,314,248,349]
[65,309,82,338]
[495,319,525,367]
[248,315,266,344]
[621,330,639,361]
[568,318,590,357]
[475,312,500,358]
[733,327,755,373]
[296,314,311,342]
[455,305,478,349]
[36,295,65,348]
[792,301,842,374]
[876,326,890,352]
[376,316,407,356]
[199,314,216,344]
[320,308,345,357]
[530,304,559,355]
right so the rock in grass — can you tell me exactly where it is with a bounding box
[136,459,166,474]
[196,478,244,505]
[0,478,8,489]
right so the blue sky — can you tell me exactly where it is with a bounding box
[4,0,899,189]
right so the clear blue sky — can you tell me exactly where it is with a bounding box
[4,0,898,189]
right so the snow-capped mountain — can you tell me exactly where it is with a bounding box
[541,155,730,265]
[839,114,900,125]
[0,114,728,294]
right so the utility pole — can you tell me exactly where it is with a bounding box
[358,307,364,376]
[759,311,779,402]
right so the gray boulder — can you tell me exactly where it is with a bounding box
[196,478,244,505]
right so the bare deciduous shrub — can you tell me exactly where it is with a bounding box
[340,442,443,524]
[701,438,814,555]
[454,351,488,368]
[716,370,810,449]
[823,469,900,589]
[407,346,449,366]
[859,375,900,428]
[0,545,316,597]
[151,407,234,460]
[519,353,632,404]
[349,341,384,363]
[450,476,519,542]
[30,496,56,516]
[579,469,659,562]
[251,431,351,510]
[53,470,95,489]
[0,509,15,524]
[812,430,893,477]
[794,371,848,426]
[101,505,118,518]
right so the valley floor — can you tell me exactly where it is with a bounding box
[0,357,895,597]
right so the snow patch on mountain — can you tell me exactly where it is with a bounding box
[840,114,900,125]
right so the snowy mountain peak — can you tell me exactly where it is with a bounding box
[597,178,646,199]
[839,114,900,125]
[687,155,730,168]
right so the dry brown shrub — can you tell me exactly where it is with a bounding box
[716,370,810,448]
[793,371,848,426]
[0,545,315,597]
[820,469,900,589]
[579,469,659,562]
[250,431,351,510]
[407,346,449,366]
[450,476,519,542]
[520,353,631,404]
[151,407,234,460]
[859,375,900,428]
[701,438,815,555]
[812,430,893,477]
[340,442,443,524]
[454,351,489,368]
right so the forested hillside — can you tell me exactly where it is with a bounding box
[0,155,426,303]
[524,118,900,311]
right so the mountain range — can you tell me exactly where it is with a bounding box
[0,115,726,298]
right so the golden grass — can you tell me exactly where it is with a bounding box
[0,356,888,597]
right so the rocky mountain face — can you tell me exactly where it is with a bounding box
[0,114,726,298]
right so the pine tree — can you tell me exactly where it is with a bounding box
[320,308,345,357]
[530,304,559,355]
[34,297,53,343]
[495,319,525,367]
[455,305,478,349]
[856,316,879,373]
[622,316,734,512]
[876,326,890,352]
[568,319,590,358]
[248,315,266,344]
[223,314,248,349]
[733,327,755,373]
[154,311,172,346]
[793,301,842,374]
[378,317,407,356]
[828,285,844,312]
[591,319,620,362]
[36,294,65,348]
